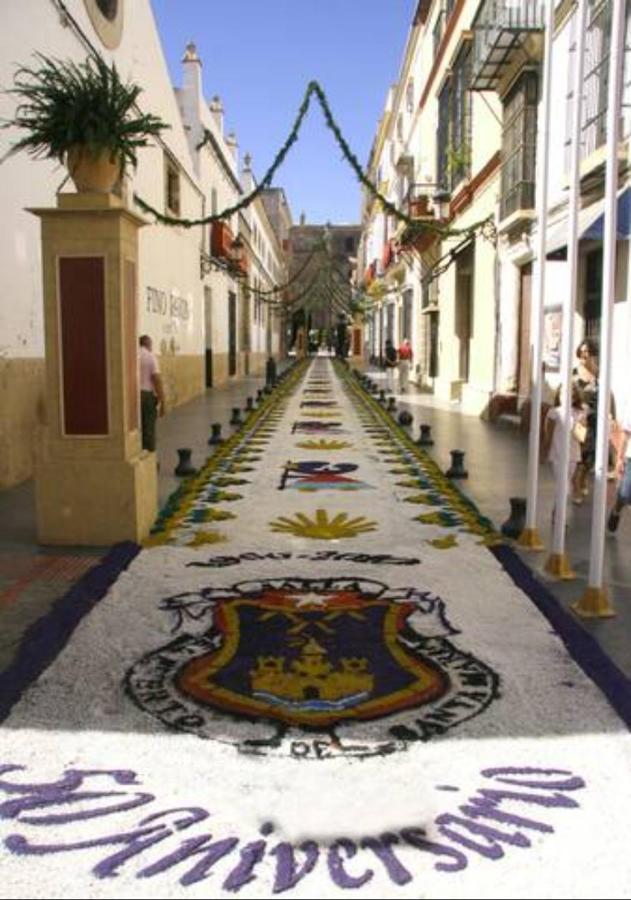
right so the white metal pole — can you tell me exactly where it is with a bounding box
[550,0,588,564]
[585,0,625,588]
[521,0,554,547]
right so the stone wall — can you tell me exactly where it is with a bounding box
[0,358,46,489]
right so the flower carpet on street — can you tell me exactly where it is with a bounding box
[0,358,630,899]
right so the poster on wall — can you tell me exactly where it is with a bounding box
[543,306,562,372]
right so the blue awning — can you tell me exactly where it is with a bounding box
[581,187,631,240]
[546,188,631,258]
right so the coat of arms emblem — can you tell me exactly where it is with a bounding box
[126,577,498,757]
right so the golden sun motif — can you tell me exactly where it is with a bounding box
[269,509,378,539]
[186,530,228,547]
[295,439,354,450]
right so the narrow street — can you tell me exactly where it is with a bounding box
[0,357,629,899]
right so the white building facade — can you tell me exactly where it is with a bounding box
[0,0,290,489]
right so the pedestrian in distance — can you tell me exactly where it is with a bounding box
[384,339,398,393]
[607,400,631,534]
[398,338,413,393]
[139,334,165,452]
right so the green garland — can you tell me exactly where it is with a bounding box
[133,80,493,241]
[246,240,324,299]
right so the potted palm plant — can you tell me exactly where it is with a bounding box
[2,52,168,192]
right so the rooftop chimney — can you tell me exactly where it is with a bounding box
[226,131,239,168]
[209,95,224,135]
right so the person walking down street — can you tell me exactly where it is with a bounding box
[607,399,631,534]
[540,384,585,515]
[398,338,413,393]
[384,339,398,393]
[572,338,617,496]
[572,339,600,497]
[139,335,165,452]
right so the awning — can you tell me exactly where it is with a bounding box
[546,187,631,258]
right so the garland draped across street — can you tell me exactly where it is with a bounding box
[133,80,493,242]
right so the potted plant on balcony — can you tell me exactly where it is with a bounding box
[2,52,168,193]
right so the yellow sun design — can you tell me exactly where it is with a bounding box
[427,535,459,550]
[187,530,228,547]
[295,439,354,450]
[270,509,377,539]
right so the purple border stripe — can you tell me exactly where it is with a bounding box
[0,542,140,722]
[491,543,631,729]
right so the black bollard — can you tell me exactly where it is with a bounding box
[378,390,387,405]
[387,397,397,412]
[501,497,527,539]
[446,449,468,479]
[265,356,277,389]
[398,410,413,427]
[417,424,434,446]
[256,389,264,404]
[174,448,196,477]
[245,396,255,412]
[208,422,224,445]
[230,407,243,426]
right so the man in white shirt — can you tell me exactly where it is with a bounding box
[139,335,165,452]
[607,401,631,533]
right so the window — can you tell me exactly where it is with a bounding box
[83,0,124,48]
[433,7,445,57]
[345,236,355,253]
[165,155,180,217]
[437,81,451,191]
[450,44,472,187]
[500,71,538,220]
[396,114,404,141]
[96,0,117,18]
[583,1,610,158]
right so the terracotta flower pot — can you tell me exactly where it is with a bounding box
[67,146,121,193]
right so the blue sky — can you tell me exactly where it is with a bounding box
[150,1,417,225]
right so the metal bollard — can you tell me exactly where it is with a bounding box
[501,497,527,539]
[398,410,413,427]
[416,424,434,446]
[387,397,397,412]
[230,407,243,426]
[446,449,468,479]
[208,422,224,445]
[174,448,196,477]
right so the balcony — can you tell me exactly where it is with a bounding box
[471,0,545,92]
[211,220,234,259]
[202,223,247,280]
[405,183,440,220]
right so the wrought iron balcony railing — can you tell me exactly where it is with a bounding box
[471,0,545,91]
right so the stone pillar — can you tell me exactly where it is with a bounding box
[296,326,306,359]
[29,193,157,545]
[349,320,366,371]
